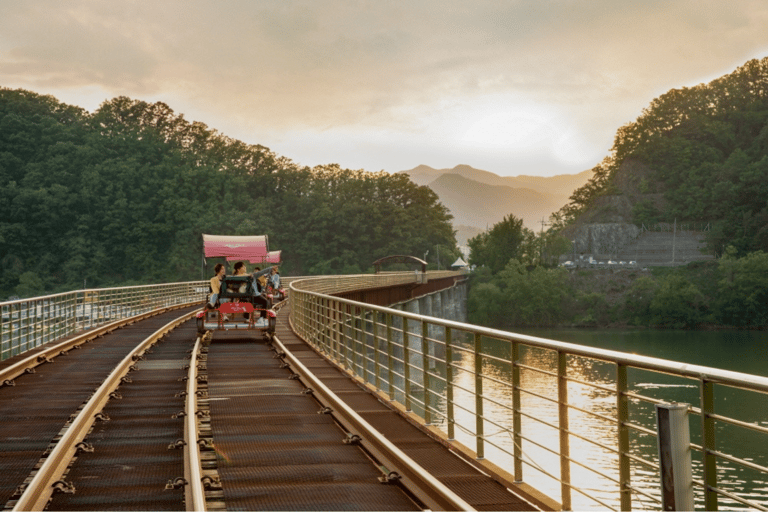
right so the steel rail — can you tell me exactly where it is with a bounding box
[270,333,476,512]
[0,303,195,386]
[184,335,206,511]
[12,310,196,511]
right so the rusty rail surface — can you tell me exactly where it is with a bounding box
[12,309,197,511]
[270,332,474,511]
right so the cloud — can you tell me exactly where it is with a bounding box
[2,0,768,176]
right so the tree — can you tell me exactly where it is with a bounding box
[0,88,460,296]
[15,271,44,298]
[623,276,660,325]
[649,275,706,328]
[715,249,768,326]
[467,214,529,273]
[496,260,568,326]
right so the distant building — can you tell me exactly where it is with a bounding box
[451,257,468,268]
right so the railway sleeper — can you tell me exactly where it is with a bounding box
[51,480,75,495]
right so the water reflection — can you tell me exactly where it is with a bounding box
[426,329,768,511]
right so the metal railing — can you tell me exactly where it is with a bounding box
[290,273,768,511]
[291,271,461,295]
[1,281,206,361]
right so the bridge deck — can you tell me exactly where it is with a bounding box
[0,301,543,510]
[204,330,418,510]
[0,308,197,510]
[266,304,537,511]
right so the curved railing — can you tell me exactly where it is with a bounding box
[290,273,768,511]
[1,282,206,361]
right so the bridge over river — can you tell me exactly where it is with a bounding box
[1,271,767,511]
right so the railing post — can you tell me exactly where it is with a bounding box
[352,306,360,376]
[403,317,411,412]
[422,319,431,425]
[701,379,718,511]
[332,299,341,363]
[445,326,454,440]
[373,311,381,391]
[23,301,31,353]
[617,363,631,511]
[342,304,350,370]
[656,403,694,511]
[359,306,368,382]
[320,296,329,354]
[0,305,4,360]
[311,294,319,346]
[558,350,571,510]
[386,312,394,401]
[512,341,523,481]
[474,332,484,459]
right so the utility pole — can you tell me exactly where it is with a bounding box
[672,218,676,265]
[539,217,549,266]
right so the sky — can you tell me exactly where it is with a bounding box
[2,1,768,178]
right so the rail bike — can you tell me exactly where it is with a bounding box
[195,234,285,337]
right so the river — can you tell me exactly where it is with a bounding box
[438,327,768,511]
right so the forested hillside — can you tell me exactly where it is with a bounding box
[559,57,768,256]
[467,57,768,330]
[0,89,456,298]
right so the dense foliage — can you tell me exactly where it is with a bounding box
[467,213,571,271]
[557,57,768,255]
[0,89,456,298]
[468,57,768,329]
[468,250,768,329]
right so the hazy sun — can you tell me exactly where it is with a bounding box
[460,105,558,152]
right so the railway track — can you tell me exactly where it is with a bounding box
[0,306,199,511]
[1,298,535,511]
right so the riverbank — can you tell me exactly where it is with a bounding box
[467,258,768,329]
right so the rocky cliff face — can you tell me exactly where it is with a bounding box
[568,222,641,257]
[564,159,660,257]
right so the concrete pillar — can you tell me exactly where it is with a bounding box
[433,291,442,318]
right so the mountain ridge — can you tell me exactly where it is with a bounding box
[398,164,590,241]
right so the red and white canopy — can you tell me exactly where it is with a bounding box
[225,250,281,264]
[203,234,269,260]
[203,234,281,265]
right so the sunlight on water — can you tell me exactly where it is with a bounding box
[423,329,768,511]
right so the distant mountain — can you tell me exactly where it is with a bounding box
[398,165,590,240]
[428,173,565,233]
[400,164,590,196]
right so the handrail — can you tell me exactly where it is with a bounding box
[289,272,768,511]
[1,281,206,361]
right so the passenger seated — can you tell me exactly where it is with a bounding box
[250,266,273,318]
[230,261,250,296]
[270,266,281,290]
[207,263,224,308]
[206,263,229,309]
